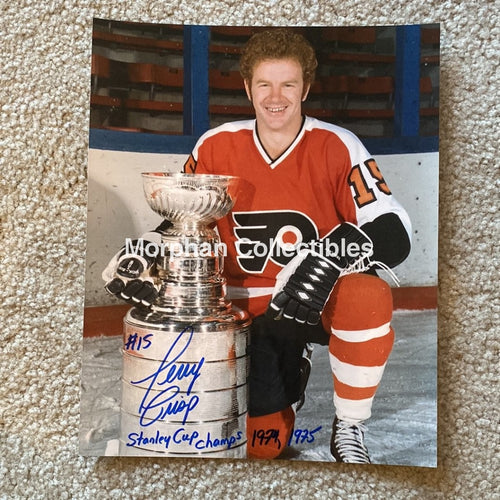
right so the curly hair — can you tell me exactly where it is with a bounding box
[239,28,318,87]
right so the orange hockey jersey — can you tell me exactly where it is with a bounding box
[183,116,411,317]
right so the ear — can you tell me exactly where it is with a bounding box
[302,83,311,102]
[244,79,252,102]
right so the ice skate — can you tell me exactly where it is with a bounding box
[330,416,371,464]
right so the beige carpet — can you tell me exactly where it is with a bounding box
[1,1,498,498]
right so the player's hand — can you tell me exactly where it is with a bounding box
[102,240,159,308]
[266,223,373,325]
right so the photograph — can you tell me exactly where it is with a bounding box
[80,20,439,467]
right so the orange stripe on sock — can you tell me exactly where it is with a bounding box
[324,274,393,331]
[333,375,378,400]
[329,327,394,367]
[332,306,392,331]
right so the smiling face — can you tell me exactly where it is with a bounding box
[244,58,310,138]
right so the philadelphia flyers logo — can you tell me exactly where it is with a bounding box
[232,210,319,273]
[183,154,197,173]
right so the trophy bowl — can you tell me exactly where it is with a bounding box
[142,172,239,225]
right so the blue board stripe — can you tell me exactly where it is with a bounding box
[88,129,198,154]
[89,128,437,155]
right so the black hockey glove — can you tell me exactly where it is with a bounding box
[102,237,160,307]
[266,223,373,325]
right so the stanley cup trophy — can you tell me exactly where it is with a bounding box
[119,172,251,458]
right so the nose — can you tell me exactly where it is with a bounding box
[269,84,283,101]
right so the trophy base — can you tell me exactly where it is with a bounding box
[120,306,251,458]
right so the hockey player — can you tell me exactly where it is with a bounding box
[104,28,411,463]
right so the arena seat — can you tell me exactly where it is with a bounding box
[90,94,121,108]
[127,62,184,100]
[321,27,395,66]
[322,26,377,45]
[209,69,244,91]
[123,99,183,113]
[421,26,440,65]
[92,29,184,53]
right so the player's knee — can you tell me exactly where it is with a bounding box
[322,273,393,331]
[247,406,295,459]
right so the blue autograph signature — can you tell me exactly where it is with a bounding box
[131,326,205,426]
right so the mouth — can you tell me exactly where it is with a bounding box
[265,105,287,113]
